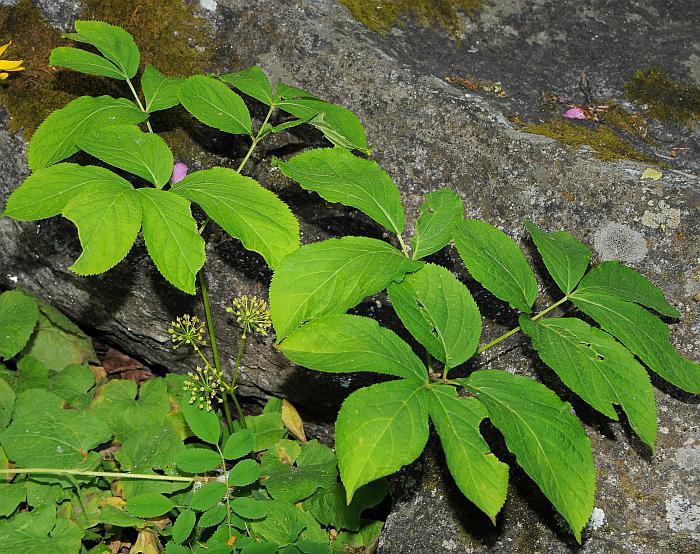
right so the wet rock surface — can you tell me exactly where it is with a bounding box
[0,0,698,551]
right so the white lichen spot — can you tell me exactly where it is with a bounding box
[641,200,681,231]
[7,275,17,283]
[441,538,459,551]
[593,222,648,263]
[665,495,700,535]
[588,507,605,530]
[200,0,217,11]
[675,438,700,472]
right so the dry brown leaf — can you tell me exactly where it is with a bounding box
[282,399,307,443]
[129,529,160,554]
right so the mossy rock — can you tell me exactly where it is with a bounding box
[340,0,482,36]
[625,66,700,126]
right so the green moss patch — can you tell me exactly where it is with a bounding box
[524,119,656,164]
[340,0,482,36]
[0,0,213,137]
[625,66,700,126]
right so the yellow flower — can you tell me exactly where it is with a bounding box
[0,41,25,80]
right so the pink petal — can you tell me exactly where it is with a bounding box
[563,107,587,120]
[172,163,189,184]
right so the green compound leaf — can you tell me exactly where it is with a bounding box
[520,316,656,449]
[197,504,227,528]
[238,413,286,452]
[77,124,174,187]
[249,500,307,545]
[274,148,404,236]
[28,96,148,171]
[190,481,227,512]
[277,97,369,154]
[388,263,481,370]
[99,505,145,528]
[270,237,422,340]
[222,428,254,460]
[0,379,14,431]
[126,493,175,518]
[64,20,140,78]
[0,482,25,517]
[180,400,221,445]
[219,66,274,105]
[48,363,96,409]
[172,167,299,269]
[411,189,464,260]
[275,81,318,102]
[89,378,171,440]
[454,220,538,313]
[0,399,111,468]
[0,290,38,360]
[336,379,429,502]
[280,314,427,382]
[260,440,337,503]
[142,64,185,112]
[178,75,252,136]
[461,370,595,542]
[14,356,48,394]
[427,384,508,523]
[571,291,700,393]
[0,506,83,553]
[5,163,132,221]
[62,181,141,275]
[137,188,205,295]
[576,261,681,318]
[21,305,95,371]
[525,221,591,295]
[175,447,222,474]
[228,459,261,487]
[230,497,267,520]
[302,480,388,533]
[49,46,125,79]
[171,509,196,544]
[115,423,184,471]
[332,520,383,553]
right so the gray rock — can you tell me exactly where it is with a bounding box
[1,0,698,551]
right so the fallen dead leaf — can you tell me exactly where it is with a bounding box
[640,168,663,181]
[282,399,307,443]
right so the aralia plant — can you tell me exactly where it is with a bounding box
[1,19,698,545]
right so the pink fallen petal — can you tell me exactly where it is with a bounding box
[563,107,587,120]
[172,162,189,184]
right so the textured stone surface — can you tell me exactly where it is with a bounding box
[0,1,698,551]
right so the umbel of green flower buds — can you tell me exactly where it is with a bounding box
[182,365,226,411]
[227,295,272,338]
[168,314,206,349]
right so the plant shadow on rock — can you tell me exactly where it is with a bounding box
[391,429,582,549]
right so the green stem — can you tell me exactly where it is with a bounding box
[193,103,276,434]
[476,296,569,355]
[198,270,234,434]
[217,447,234,539]
[236,104,276,173]
[397,234,410,258]
[126,77,153,133]
[0,468,205,483]
[229,334,247,429]
[531,296,568,321]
